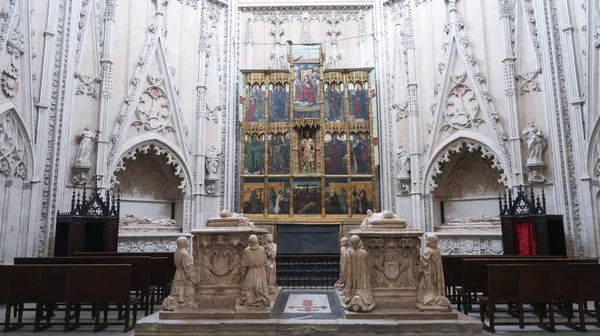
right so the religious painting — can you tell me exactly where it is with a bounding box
[267,180,290,215]
[325,179,349,215]
[350,132,371,175]
[348,82,369,121]
[293,63,320,112]
[293,179,322,215]
[324,132,347,175]
[268,132,290,174]
[242,182,266,215]
[244,134,265,175]
[350,181,373,216]
[245,83,266,123]
[298,128,318,174]
[324,82,345,122]
[268,83,290,122]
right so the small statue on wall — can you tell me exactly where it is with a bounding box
[334,237,349,289]
[237,234,271,308]
[265,233,277,294]
[205,145,220,180]
[74,125,97,168]
[522,121,546,165]
[162,237,199,310]
[344,235,375,312]
[416,234,452,312]
[396,144,410,180]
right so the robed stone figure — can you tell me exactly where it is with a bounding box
[162,237,198,310]
[416,234,452,312]
[265,234,277,294]
[334,237,349,288]
[344,235,375,312]
[237,235,271,308]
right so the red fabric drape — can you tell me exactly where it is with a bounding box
[515,221,536,255]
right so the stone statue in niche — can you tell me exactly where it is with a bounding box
[344,235,375,312]
[334,237,349,289]
[265,234,277,294]
[74,125,97,167]
[119,214,176,226]
[205,145,220,180]
[416,234,452,312]
[237,234,271,308]
[162,237,199,310]
[396,144,410,180]
[522,122,546,165]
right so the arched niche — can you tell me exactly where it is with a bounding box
[114,152,184,229]
[431,146,504,229]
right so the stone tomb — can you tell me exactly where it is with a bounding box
[159,211,280,320]
[138,210,482,335]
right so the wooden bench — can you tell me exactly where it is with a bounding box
[0,264,137,333]
[14,256,152,316]
[442,255,559,303]
[457,257,598,314]
[75,252,175,283]
[75,253,169,314]
[479,264,600,333]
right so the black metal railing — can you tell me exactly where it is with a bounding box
[276,254,340,289]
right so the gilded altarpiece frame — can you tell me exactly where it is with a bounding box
[240,46,376,221]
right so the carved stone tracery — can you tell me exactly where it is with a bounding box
[0,110,30,180]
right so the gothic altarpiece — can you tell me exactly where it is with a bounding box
[240,44,377,221]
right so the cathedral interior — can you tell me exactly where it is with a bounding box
[0,0,599,334]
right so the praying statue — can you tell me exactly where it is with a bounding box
[237,234,271,308]
[265,233,278,294]
[334,237,349,289]
[74,125,97,167]
[162,237,199,310]
[416,234,452,312]
[522,121,546,165]
[344,235,375,312]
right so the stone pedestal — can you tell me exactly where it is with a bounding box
[350,228,423,309]
[191,215,270,311]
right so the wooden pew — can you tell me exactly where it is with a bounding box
[74,252,171,313]
[75,252,175,283]
[0,264,137,333]
[457,257,598,314]
[442,255,577,303]
[479,264,600,333]
[14,256,152,316]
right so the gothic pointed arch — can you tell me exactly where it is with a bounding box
[422,17,512,183]
[423,132,509,195]
[107,20,192,177]
[109,136,192,195]
[0,100,33,181]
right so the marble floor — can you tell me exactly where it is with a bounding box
[1,297,599,335]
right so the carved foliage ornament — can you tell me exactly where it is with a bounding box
[1,63,19,98]
[0,111,29,180]
[74,72,100,98]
